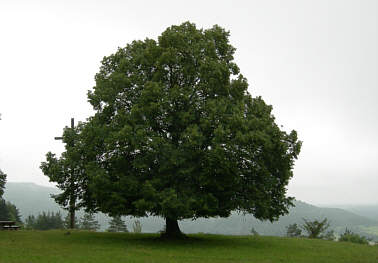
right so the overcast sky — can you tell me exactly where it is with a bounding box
[0,0,377,205]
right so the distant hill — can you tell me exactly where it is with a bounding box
[325,204,378,221]
[3,182,378,240]
[3,182,61,218]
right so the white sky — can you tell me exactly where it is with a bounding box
[0,0,377,205]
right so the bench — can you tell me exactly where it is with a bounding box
[0,221,20,230]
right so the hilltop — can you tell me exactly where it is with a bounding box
[3,182,378,239]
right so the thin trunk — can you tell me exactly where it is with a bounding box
[69,194,76,229]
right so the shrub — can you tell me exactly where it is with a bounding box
[339,228,369,245]
[286,223,302,237]
[323,230,336,241]
[302,218,330,239]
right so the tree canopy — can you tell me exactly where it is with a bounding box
[44,22,302,237]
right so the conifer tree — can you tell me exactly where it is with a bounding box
[26,212,64,230]
[0,199,10,221]
[6,202,22,224]
[107,216,128,232]
[79,213,100,231]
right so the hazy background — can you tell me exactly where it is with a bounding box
[0,0,377,205]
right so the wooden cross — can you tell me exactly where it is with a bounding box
[55,118,75,140]
[55,117,76,229]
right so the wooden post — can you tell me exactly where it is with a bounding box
[55,118,76,229]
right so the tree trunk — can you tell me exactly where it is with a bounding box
[69,194,76,229]
[162,218,185,239]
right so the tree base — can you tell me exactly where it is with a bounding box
[160,218,187,239]
[160,231,187,239]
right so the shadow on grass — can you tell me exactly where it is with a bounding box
[64,230,267,250]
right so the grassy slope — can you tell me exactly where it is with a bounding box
[0,231,377,263]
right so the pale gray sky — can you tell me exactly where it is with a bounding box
[0,0,377,205]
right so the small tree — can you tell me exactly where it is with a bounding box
[0,199,22,225]
[107,216,128,232]
[132,220,142,233]
[250,227,259,236]
[286,223,302,237]
[40,122,92,229]
[302,218,330,239]
[79,213,100,231]
[6,202,22,224]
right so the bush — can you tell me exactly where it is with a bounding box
[286,223,302,237]
[339,228,369,245]
[323,230,336,241]
[302,218,330,239]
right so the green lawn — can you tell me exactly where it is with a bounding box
[0,230,377,263]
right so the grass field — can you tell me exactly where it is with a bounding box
[0,231,377,263]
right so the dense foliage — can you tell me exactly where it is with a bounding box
[0,171,22,224]
[0,199,21,224]
[25,212,64,230]
[75,22,301,236]
[339,228,369,245]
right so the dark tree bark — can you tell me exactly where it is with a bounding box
[69,192,76,229]
[162,218,185,239]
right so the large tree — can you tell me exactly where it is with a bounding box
[81,22,301,237]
